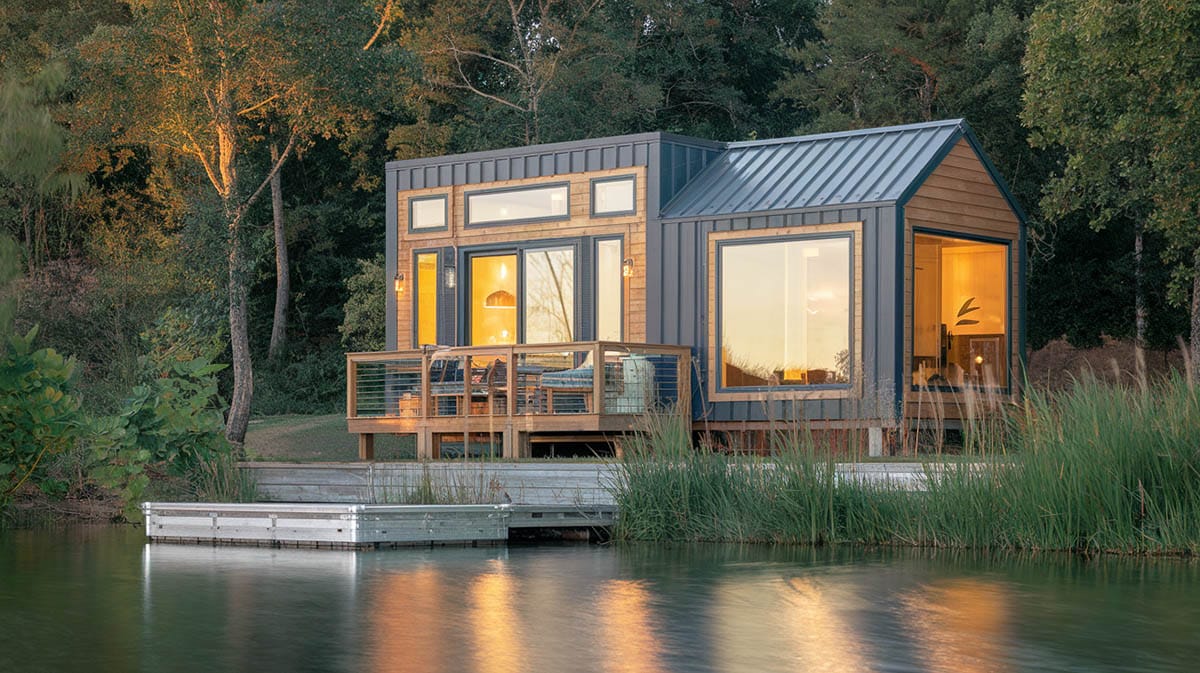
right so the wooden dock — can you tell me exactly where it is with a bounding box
[141,502,617,550]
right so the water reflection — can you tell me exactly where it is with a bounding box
[598,580,665,673]
[470,562,527,673]
[901,579,1013,673]
[2,530,1200,673]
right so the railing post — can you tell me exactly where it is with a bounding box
[346,354,357,419]
[506,347,516,418]
[420,350,430,418]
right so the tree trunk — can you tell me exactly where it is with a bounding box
[226,204,254,448]
[1191,246,1200,386]
[267,142,289,360]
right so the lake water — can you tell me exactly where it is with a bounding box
[2,526,1198,673]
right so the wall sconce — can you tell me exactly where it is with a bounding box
[622,257,635,278]
[394,272,405,294]
[443,264,457,288]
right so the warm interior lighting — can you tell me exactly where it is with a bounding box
[394,272,405,294]
[622,257,635,278]
[484,290,517,309]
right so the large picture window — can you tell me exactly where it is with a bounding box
[912,233,1008,389]
[466,184,569,226]
[718,236,852,388]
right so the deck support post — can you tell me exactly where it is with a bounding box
[868,426,883,458]
[417,429,434,460]
[358,433,375,461]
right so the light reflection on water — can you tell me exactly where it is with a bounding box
[2,527,1199,673]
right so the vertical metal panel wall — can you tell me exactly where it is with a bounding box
[648,205,901,423]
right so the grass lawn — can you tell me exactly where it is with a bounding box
[244,414,415,462]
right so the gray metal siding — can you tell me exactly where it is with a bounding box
[391,138,660,193]
[647,205,900,423]
[661,120,964,218]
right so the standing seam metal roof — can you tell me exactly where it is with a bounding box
[660,119,966,218]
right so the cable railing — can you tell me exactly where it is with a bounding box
[347,342,691,423]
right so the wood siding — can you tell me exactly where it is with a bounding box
[902,139,1023,419]
[395,167,648,347]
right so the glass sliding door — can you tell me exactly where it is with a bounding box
[470,254,518,345]
[523,247,575,343]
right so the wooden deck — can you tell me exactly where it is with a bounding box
[142,502,617,550]
[347,342,691,459]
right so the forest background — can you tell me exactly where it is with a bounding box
[2,0,1198,513]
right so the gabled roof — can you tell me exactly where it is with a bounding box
[660,119,969,219]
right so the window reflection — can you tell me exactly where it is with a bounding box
[469,568,526,673]
[524,247,575,343]
[467,185,569,225]
[593,177,635,215]
[596,240,622,341]
[416,253,438,346]
[912,234,1008,389]
[720,236,851,388]
[901,579,1013,673]
[598,580,665,673]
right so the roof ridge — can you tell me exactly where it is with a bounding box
[726,119,965,150]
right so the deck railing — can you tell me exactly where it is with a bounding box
[347,342,691,424]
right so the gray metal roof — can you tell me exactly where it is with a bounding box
[660,119,966,219]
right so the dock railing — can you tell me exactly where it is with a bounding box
[346,342,691,457]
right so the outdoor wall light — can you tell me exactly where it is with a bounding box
[444,265,457,288]
[622,257,635,278]
[394,272,405,294]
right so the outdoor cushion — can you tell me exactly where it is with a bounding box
[541,363,622,389]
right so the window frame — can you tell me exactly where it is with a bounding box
[590,175,637,217]
[407,194,449,233]
[707,223,863,402]
[593,236,624,341]
[464,182,571,228]
[458,237,584,345]
[909,227,1013,394]
[412,248,441,347]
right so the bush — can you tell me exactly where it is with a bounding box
[0,326,81,505]
[339,255,384,353]
[253,342,345,415]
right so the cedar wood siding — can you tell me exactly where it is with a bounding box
[385,134,723,350]
[900,138,1025,420]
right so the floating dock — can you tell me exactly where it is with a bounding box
[142,502,616,550]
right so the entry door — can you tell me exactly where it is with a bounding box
[467,247,576,345]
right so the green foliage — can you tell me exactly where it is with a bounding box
[339,255,385,353]
[88,309,229,519]
[1023,0,1200,350]
[0,325,81,504]
[253,343,344,415]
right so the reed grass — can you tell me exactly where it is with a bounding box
[612,373,1200,555]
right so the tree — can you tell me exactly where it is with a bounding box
[1023,0,1200,379]
[0,63,87,270]
[76,0,391,444]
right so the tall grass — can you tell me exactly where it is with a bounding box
[613,374,1200,555]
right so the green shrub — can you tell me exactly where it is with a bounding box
[253,343,344,415]
[339,255,384,353]
[0,326,81,505]
[88,309,230,519]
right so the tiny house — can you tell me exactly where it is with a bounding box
[346,119,1026,458]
